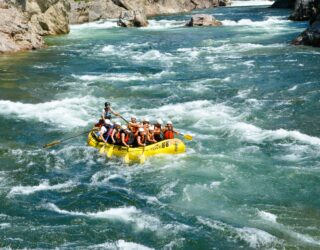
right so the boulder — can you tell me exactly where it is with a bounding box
[289,0,318,21]
[118,10,148,27]
[292,13,320,46]
[270,0,296,8]
[186,14,222,27]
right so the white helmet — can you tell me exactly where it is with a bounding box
[104,119,112,125]
[156,119,163,125]
[121,125,127,130]
[138,128,144,132]
[115,121,121,126]
[149,126,154,131]
[167,120,172,125]
[131,115,137,120]
[143,118,150,123]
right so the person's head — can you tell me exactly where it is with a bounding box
[149,126,155,133]
[121,125,127,131]
[131,115,137,123]
[167,120,173,128]
[104,102,111,108]
[142,118,150,127]
[104,119,112,126]
[156,119,163,126]
[138,127,145,135]
[115,121,121,129]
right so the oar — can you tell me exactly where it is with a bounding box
[107,145,114,158]
[43,130,92,149]
[123,147,130,164]
[179,133,193,141]
[140,146,146,164]
[117,114,129,124]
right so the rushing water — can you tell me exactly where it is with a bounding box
[1,2,320,249]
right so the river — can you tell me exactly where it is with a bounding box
[0,1,320,249]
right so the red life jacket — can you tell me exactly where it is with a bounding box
[164,129,174,139]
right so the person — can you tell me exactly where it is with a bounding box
[128,115,140,137]
[98,119,113,143]
[154,119,163,142]
[102,102,119,120]
[146,126,157,145]
[120,125,134,147]
[110,121,121,144]
[142,118,150,133]
[135,127,147,147]
[162,120,180,140]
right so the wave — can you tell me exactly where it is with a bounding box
[89,240,154,250]
[0,96,100,129]
[7,180,75,197]
[143,19,185,30]
[258,210,277,223]
[231,0,274,7]
[46,203,161,231]
[222,16,289,27]
[73,71,174,82]
[70,20,118,30]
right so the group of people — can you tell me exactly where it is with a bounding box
[94,102,180,147]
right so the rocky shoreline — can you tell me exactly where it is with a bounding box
[1,0,320,53]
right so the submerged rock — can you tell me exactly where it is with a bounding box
[118,10,148,27]
[186,14,222,27]
[292,13,320,46]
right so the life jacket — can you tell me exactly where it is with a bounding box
[164,129,174,139]
[103,108,112,119]
[129,123,139,133]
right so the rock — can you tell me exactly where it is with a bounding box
[292,13,320,46]
[186,14,222,27]
[289,0,318,21]
[270,0,296,8]
[0,7,43,53]
[118,10,148,27]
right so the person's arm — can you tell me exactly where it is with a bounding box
[111,130,116,144]
[137,136,145,146]
[173,129,180,135]
[121,133,129,147]
[109,107,119,117]
[99,127,107,143]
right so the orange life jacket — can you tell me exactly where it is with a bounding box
[164,129,174,139]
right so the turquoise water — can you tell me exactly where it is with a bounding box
[1,3,320,249]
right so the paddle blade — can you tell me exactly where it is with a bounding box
[123,153,130,164]
[140,153,145,164]
[99,144,106,155]
[107,145,114,158]
[183,134,193,141]
[43,140,61,149]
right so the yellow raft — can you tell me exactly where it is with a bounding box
[87,129,186,163]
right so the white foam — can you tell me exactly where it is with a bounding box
[222,16,289,28]
[258,211,277,223]
[70,20,118,30]
[231,0,274,7]
[229,122,320,147]
[0,96,99,129]
[0,223,11,229]
[8,180,75,197]
[89,240,154,250]
[235,227,279,248]
[144,19,185,30]
[46,203,161,231]
[288,85,298,91]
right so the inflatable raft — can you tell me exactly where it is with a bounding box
[87,129,186,163]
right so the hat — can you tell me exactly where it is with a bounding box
[156,119,163,125]
[167,120,172,125]
[115,121,121,126]
[143,118,150,123]
[104,119,112,125]
[138,128,144,132]
[131,115,137,120]
[121,125,127,130]
[149,126,154,131]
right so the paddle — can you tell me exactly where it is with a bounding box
[43,130,92,149]
[140,145,146,164]
[117,114,129,124]
[123,147,130,164]
[179,133,193,141]
[107,145,114,158]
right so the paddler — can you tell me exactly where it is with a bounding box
[128,115,140,137]
[135,127,147,147]
[162,120,180,140]
[120,125,134,147]
[154,119,163,142]
[147,126,157,145]
[98,119,113,143]
[110,121,121,144]
[102,102,119,120]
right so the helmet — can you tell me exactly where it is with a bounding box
[149,126,154,131]
[121,125,127,130]
[131,115,137,120]
[104,102,111,107]
[138,128,144,132]
[156,119,163,125]
[167,120,172,125]
[143,118,150,123]
[115,121,121,126]
[104,119,112,125]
